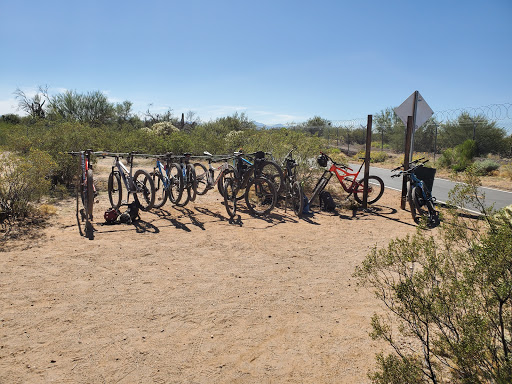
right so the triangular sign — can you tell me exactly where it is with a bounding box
[394,91,433,131]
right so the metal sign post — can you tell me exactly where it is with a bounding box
[394,91,433,160]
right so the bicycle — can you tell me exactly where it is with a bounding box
[173,153,198,207]
[150,153,184,209]
[281,147,304,218]
[391,158,439,227]
[193,151,235,197]
[221,150,284,200]
[68,149,96,238]
[223,151,278,217]
[309,152,384,207]
[107,152,156,211]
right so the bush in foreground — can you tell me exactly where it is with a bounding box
[354,169,512,384]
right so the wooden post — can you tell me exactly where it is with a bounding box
[363,115,372,210]
[401,115,414,210]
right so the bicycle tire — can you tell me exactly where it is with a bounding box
[75,176,82,234]
[186,164,198,202]
[175,164,191,207]
[217,165,236,197]
[193,162,209,195]
[411,185,439,226]
[353,175,384,205]
[219,167,245,201]
[291,180,304,218]
[167,163,184,204]
[260,160,285,196]
[152,171,168,209]
[133,169,155,211]
[86,168,94,221]
[223,178,237,218]
[309,172,330,206]
[108,171,123,209]
[245,177,277,216]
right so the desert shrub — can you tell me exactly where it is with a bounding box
[471,159,500,176]
[499,164,512,180]
[0,150,56,221]
[142,122,179,136]
[355,170,512,384]
[439,139,477,172]
[356,150,388,163]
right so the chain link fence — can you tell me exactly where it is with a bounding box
[277,103,512,158]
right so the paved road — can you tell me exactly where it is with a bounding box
[353,164,512,214]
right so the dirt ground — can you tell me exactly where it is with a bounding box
[0,159,434,383]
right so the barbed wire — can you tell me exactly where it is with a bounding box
[277,103,512,133]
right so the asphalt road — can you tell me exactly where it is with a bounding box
[352,164,512,214]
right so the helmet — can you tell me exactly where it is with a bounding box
[104,208,119,223]
[317,154,328,167]
[119,212,131,224]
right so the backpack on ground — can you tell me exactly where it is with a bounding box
[319,191,336,212]
[125,201,140,222]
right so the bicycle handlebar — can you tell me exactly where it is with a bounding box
[391,159,430,177]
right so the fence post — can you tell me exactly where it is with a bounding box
[401,115,414,210]
[433,123,438,162]
[363,115,372,210]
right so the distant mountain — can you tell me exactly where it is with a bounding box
[254,122,287,129]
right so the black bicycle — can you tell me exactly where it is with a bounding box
[174,153,198,207]
[223,151,278,217]
[391,158,440,227]
[281,147,304,218]
[150,153,184,209]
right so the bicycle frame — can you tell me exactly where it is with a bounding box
[154,158,172,189]
[113,154,136,192]
[329,161,364,193]
[207,158,231,186]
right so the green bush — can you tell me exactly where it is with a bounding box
[355,170,512,384]
[439,139,477,172]
[0,150,56,220]
[356,150,388,163]
[471,159,500,176]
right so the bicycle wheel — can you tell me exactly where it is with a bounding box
[309,172,331,206]
[175,165,191,207]
[245,177,277,216]
[108,171,123,209]
[353,175,384,205]
[260,160,285,196]
[167,163,184,204]
[411,186,438,226]
[193,162,209,195]
[152,171,168,209]
[86,168,94,220]
[217,165,235,197]
[223,178,237,218]
[133,169,155,211]
[219,167,245,201]
[291,181,304,218]
[186,164,198,202]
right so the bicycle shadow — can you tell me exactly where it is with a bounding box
[361,204,417,228]
[194,206,231,223]
[76,208,95,240]
[152,208,192,232]
[132,219,160,234]
[173,206,206,230]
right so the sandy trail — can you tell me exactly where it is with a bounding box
[0,159,425,383]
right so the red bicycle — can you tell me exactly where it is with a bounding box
[309,152,384,206]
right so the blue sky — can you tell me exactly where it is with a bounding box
[1,0,511,125]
